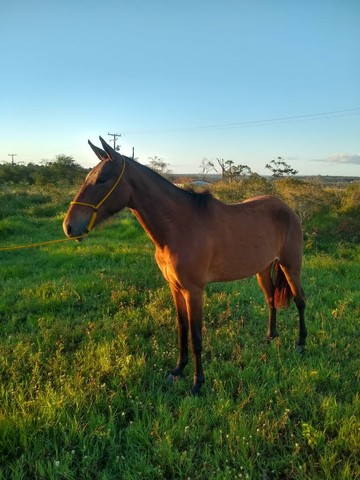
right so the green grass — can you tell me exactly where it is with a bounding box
[0,184,359,479]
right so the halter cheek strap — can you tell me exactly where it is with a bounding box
[70,160,126,233]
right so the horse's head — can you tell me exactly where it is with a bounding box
[63,137,130,238]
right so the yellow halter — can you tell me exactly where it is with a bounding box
[70,159,126,233]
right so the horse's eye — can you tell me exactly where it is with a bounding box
[96,176,108,184]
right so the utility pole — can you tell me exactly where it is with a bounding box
[8,153,17,165]
[108,132,121,151]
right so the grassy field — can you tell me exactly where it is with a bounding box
[0,183,359,479]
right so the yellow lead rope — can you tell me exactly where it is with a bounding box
[0,236,84,252]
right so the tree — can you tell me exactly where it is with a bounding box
[0,155,88,185]
[40,155,85,184]
[207,158,252,183]
[147,156,172,179]
[265,156,298,177]
[199,157,213,181]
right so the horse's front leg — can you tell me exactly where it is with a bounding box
[184,287,205,396]
[167,285,189,380]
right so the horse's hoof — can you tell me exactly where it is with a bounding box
[166,371,183,384]
[190,381,204,396]
[166,373,176,384]
[190,385,201,396]
[296,344,306,355]
[266,334,279,344]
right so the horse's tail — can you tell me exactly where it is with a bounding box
[271,259,293,309]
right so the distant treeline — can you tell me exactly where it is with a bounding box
[176,173,360,186]
[0,155,89,185]
[2,154,359,187]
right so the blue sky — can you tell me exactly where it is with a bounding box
[1,0,360,176]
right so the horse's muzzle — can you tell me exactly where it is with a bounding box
[63,219,86,240]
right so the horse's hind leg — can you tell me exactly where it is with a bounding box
[278,264,307,351]
[256,265,278,342]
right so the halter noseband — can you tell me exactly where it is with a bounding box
[70,159,126,233]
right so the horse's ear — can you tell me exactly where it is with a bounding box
[99,136,124,163]
[88,140,109,162]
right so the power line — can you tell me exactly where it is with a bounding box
[199,107,360,131]
[125,107,360,135]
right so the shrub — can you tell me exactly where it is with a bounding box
[0,156,89,186]
[273,178,342,222]
[341,181,360,211]
[239,174,273,198]
[211,175,273,203]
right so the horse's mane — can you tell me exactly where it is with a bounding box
[127,156,213,211]
[183,187,213,210]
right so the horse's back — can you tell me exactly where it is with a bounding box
[212,194,299,228]
[224,195,301,236]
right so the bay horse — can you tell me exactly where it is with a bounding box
[63,137,306,395]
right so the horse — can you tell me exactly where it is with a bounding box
[63,137,306,395]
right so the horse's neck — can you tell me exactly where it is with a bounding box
[128,162,188,248]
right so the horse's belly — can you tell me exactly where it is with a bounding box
[206,248,274,283]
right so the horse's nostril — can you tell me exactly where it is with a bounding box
[66,223,72,236]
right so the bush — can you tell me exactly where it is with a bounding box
[273,178,342,222]
[212,181,246,203]
[341,181,360,211]
[0,156,89,186]
[239,174,273,198]
[212,175,273,203]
